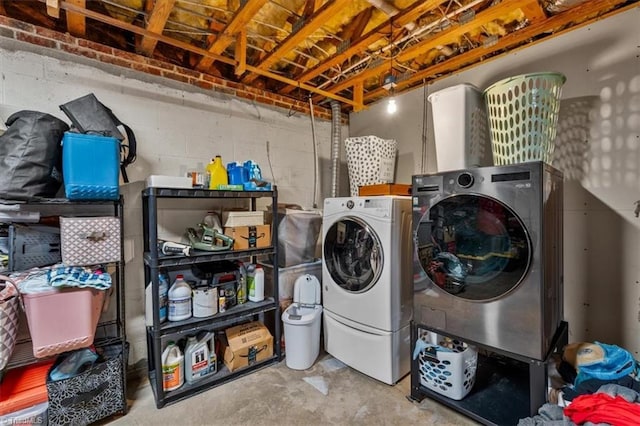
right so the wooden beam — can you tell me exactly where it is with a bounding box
[242,0,352,84]
[280,6,373,96]
[46,0,59,18]
[326,0,534,96]
[139,0,176,56]
[235,29,247,76]
[521,0,547,23]
[284,0,447,91]
[245,64,361,108]
[197,0,268,71]
[363,0,632,102]
[302,0,322,17]
[65,0,85,36]
[353,81,364,112]
[41,0,362,108]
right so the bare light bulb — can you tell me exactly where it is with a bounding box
[387,98,397,114]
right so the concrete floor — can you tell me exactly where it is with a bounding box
[108,354,478,425]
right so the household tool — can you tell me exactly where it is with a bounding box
[186,223,234,252]
[158,240,192,256]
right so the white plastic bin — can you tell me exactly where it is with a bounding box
[415,329,477,400]
[428,84,491,172]
[282,275,322,370]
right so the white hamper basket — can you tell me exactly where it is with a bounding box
[416,329,477,400]
[428,84,491,172]
[345,136,397,197]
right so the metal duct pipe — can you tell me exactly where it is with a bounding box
[366,0,416,32]
[309,96,320,208]
[330,101,342,198]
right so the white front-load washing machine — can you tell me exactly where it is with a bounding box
[322,196,412,384]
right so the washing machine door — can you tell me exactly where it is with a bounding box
[415,194,531,301]
[323,216,383,293]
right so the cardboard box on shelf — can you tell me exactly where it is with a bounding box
[224,225,271,250]
[221,322,273,372]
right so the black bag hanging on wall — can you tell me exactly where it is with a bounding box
[0,111,69,200]
[60,93,137,183]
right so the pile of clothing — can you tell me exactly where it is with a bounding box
[520,341,640,425]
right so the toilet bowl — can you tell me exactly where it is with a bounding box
[282,274,322,370]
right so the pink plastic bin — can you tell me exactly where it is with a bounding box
[22,288,105,358]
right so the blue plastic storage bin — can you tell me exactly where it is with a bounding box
[62,132,120,200]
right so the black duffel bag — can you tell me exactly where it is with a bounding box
[0,111,69,200]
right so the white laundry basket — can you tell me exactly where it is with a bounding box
[345,136,397,197]
[415,329,477,400]
[428,84,491,172]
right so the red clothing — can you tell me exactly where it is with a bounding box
[564,392,640,426]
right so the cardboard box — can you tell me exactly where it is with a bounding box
[359,184,412,196]
[222,322,273,372]
[224,225,271,250]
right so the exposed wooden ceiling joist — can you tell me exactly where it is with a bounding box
[196,0,268,71]
[325,0,537,97]
[65,0,85,37]
[138,0,176,56]
[242,0,353,84]
[363,0,634,102]
[2,0,634,113]
[281,0,449,96]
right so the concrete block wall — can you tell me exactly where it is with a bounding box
[1,35,348,365]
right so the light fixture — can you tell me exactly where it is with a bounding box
[387,97,397,114]
[384,75,397,114]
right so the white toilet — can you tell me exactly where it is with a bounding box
[282,274,323,370]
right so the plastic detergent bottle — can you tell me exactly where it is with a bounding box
[207,155,228,190]
[184,333,214,384]
[158,271,169,322]
[248,265,264,302]
[168,274,192,321]
[144,271,170,325]
[162,342,184,391]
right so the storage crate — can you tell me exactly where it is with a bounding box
[416,329,477,400]
[62,132,120,200]
[47,342,127,426]
[261,260,322,302]
[7,224,61,271]
[22,287,105,358]
[59,216,121,265]
[483,72,566,165]
[0,359,54,416]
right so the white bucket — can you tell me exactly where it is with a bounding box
[428,84,491,172]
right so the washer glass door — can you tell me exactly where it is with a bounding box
[415,194,531,301]
[324,216,383,293]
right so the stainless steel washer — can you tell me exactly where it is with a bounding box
[412,162,563,360]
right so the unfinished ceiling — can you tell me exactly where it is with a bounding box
[0,0,636,111]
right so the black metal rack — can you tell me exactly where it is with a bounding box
[1,196,128,419]
[409,321,568,425]
[142,187,281,408]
